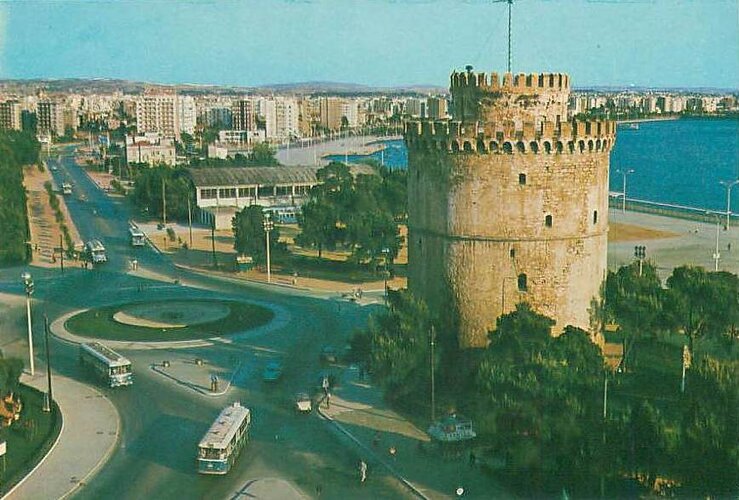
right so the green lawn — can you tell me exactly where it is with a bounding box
[65,300,274,342]
[277,253,406,284]
[0,385,62,496]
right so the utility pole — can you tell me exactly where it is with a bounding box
[617,168,635,214]
[430,325,436,424]
[187,196,193,248]
[59,233,64,274]
[211,217,217,268]
[43,314,53,412]
[162,177,167,227]
[707,212,721,271]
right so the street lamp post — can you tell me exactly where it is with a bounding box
[706,212,721,271]
[263,214,274,283]
[616,168,635,214]
[21,272,35,376]
[381,247,390,306]
[634,245,647,277]
[719,179,739,230]
[430,325,436,424]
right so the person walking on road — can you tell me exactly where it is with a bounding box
[359,460,367,484]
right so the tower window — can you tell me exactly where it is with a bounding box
[593,210,598,224]
[518,173,527,185]
[545,215,553,227]
[510,248,516,258]
[517,274,528,292]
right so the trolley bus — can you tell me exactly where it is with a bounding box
[129,226,146,247]
[197,402,251,475]
[79,342,133,387]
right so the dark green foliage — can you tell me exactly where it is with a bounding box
[232,205,284,265]
[296,161,406,267]
[0,130,40,265]
[679,356,739,496]
[664,265,738,355]
[131,166,193,220]
[354,289,434,401]
[0,352,24,396]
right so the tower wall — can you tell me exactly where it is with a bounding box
[405,70,615,348]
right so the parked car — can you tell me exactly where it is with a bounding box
[319,345,338,363]
[262,360,283,382]
[294,392,312,414]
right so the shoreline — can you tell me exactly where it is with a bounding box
[616,116,680,124]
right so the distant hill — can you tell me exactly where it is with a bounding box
[0,78,447,96]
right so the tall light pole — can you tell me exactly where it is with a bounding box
[616,168,635,214]
[263,213,274,283]
[21,272,35,376]
[719,179,739,230]
[430,325,436,424]
[706,212,721,272]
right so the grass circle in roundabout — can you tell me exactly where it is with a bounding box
[65,299,274,342]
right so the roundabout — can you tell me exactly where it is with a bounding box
[65,299,274,342]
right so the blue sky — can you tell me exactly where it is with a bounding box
[0,0,737,89]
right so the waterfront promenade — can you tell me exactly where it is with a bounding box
[276,134,398,167]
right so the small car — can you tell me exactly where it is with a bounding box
[50,165,58,171]
[319,345,338,363]
[262,360,283,382]
[294,392,312,414]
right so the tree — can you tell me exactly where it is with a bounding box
[679,356,739,496]
[664,266,737,355]
[250,142,279,166]
[131,166,193,220]
[295,197,341,258]
[0,352,24,396]
[628,401,670,489]
[356,289,434,401]
[232,205,283,265]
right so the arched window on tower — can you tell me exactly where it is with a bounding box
[545,215,553,227]
[593,210,598,224]
[517,273,528,292]
[519,173,527,185]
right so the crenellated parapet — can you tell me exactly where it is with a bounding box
[450,71,570,92]
[404,118,616,154]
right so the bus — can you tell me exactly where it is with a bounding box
[197,402,251,475]
[62,182,72,195]
[85,239,107,264]
[129,226,146,247]
[79,342,133,388]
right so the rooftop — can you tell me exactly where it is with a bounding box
[187,164,376,188]
[198,402,251,450]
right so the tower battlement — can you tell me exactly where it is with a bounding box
[450,71,570,92]
[405,119,615,153]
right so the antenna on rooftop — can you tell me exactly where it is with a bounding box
[492,0,516,73]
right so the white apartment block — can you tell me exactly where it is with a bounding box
[135,91,179,140]
[177,95,197,136]
[275,98,299,140]
[0,101,22,130]
[37,101,66,136]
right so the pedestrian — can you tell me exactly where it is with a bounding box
[325,392,331,409]
[728,242,732,252]
[359,459,367,484]
[322,375,329,396]
[468,450,476,468]
[372,431,380,448]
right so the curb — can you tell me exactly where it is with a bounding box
[59,384,121,500]
[173,263,313,292]
[315,401,429,500]
[149,361,241,397]
[1,396,65,500]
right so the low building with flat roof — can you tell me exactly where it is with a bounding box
[187,164,375,229]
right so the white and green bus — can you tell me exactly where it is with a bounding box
[79,342,133,387]
[197,402,251,475]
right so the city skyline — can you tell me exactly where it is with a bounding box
[0,0,737,89]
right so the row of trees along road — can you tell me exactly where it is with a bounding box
[352,262,738,497]
[295,161,407,268]
[0,130,41,265]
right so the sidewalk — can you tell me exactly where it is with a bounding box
[316,366,507,499]
[6,372,119,500]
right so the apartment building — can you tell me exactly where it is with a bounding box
[135,89,179,139]
[37,101,66,136]
[0,100,22,130]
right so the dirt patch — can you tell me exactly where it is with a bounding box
[23,164,82,268]
[609,222,679,242]
[113,301,231,328]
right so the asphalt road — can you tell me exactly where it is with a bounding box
[11,147,411,500]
